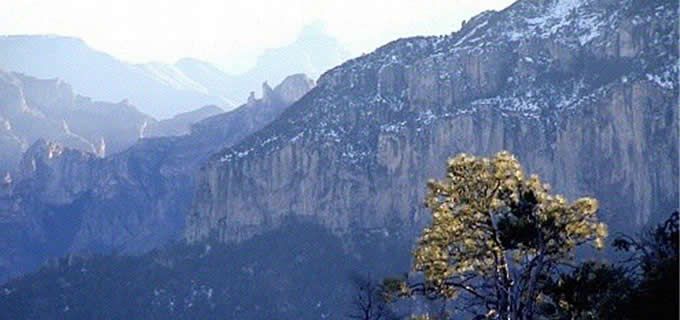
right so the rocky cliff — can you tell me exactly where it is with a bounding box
[0,74,315,281]
[187,0,678,243]
[0,70,156,172]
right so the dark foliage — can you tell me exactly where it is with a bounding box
[347,274,399,320]
[0,219,412,320]
[544,262,635,319]
[547,211,679,320]
[616,211,679,320]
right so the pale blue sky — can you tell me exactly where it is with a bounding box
[0,0,515,72]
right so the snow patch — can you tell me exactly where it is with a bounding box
[454,20,488,46]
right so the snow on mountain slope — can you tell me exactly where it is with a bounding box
[188,0,678,243]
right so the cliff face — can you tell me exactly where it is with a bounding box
[187,0,678,243]
[0,75,315,281]
[0,139,100,282]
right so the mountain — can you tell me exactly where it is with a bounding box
[0,0,678,318]
[187,0,678,245]
[0,70,154,173]
[0,74,315,281]
[144,105,224,138]
[0,35,225,118]
[251,22,351,85]
[173,58,241,106]
[225,22,351,96]
[0,70,222,174]
[174,23,350,104]
[0,26,348,118]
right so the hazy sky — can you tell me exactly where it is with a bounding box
[1,0,515,72]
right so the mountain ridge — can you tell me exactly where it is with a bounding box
[0,70,154,172]
[187,0,678,243]
[0,1,677,318]
[0,35,225,118]
[0,26,348,118]
[0,74,315,281]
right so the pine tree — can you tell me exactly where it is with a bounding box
[401,151,607,320]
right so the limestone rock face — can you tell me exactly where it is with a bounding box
[0,75,312,281]
[187,0,678,243]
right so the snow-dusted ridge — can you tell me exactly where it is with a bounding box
[214,0,677,164]
[187,0,678,248]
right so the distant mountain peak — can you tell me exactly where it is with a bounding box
[297,21,331,40]
[274,73,316,104]
[0,25,350,118]
[0,35,223,118]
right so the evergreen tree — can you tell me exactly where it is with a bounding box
[392,151,607,320]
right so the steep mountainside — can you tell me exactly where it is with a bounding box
[0,74,314,282]
[0,70,155,172]
[187,0,678,244]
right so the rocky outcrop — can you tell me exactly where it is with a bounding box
[0,71,156,172]
[0,75,314,281]
[187,0,678,243]
[0,139,99,282]
[189,74,315,150]
[16,140,100,203]
[272,74,316,104]
[0,71,230,175]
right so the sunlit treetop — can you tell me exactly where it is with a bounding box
[410,151,606,317]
